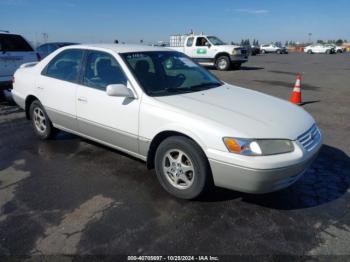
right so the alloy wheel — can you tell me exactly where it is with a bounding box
[33,107,47,133]
[162,149,195,190]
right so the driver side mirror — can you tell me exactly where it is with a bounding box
[106,84,135,98]
[205,42,211,48]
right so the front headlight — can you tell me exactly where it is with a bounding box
[223,137,294,156]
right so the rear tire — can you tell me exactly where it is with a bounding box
[276,49,281,54]
[261,49,266,54]
[326,49,331,54]
[154,136,212,199]
[29,100,57,140]
[215,56,231,71]
[307,50,313,54]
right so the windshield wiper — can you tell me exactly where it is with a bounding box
[189,82,222,90]
[161,83,221,95]
[165,87,192,93]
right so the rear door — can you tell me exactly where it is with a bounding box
[0,34,37,81]
[38,49,84,131]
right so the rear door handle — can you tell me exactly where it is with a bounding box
[37,86,44,90]
[77,97,87,103]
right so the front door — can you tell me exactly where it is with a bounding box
[192,37,213,62]
[76,50,140,154]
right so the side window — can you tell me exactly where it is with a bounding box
[83,51,127,91]
[186,37,194,47]
[196,37,208,47]
[43,49,83,82]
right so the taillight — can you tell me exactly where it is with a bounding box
[36,52,41,61]
[12,76,15,84]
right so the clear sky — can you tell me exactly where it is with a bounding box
[0,0,349,45]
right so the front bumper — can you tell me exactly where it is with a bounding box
[208,134,322,194]
[230,55,248,64]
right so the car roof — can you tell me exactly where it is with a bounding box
[63,43,170,53]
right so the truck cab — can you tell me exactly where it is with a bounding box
[169,34,248,70]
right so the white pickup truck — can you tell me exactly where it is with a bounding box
[169,34,248,70]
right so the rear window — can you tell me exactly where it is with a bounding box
[0,34,33,52]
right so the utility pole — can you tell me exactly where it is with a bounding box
[42,33,48,43]
[308,33,312,44]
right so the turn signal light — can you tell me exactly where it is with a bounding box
[223,137,242,153]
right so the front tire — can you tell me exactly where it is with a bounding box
[261,49,266,54]
[154,136,212,199]
[29,100,57,140]
[307,50,313,54]
[215,56,231,71]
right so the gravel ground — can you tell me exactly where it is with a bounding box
[0,52,349,259]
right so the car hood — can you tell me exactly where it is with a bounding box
[154,84,314,140]
[215,45,246,53]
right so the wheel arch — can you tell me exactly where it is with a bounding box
[214,52,231,60]
[25,95,40,119]
[146,130,207,170]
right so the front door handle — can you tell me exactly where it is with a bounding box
[37,86,44,90]
[77,97,87,103]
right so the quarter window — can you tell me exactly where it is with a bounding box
[43,49,83,82]
[186,37,194,47]
[82,51,127,91]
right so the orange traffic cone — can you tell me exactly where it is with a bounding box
[290,74,302,105]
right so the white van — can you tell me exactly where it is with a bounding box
[0,31,39,91]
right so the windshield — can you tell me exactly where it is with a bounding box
[122,51,222,97]
[207,36,226,46]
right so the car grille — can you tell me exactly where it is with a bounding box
[234,48,247,55]
[297,124,321,152]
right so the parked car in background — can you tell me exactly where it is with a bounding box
[36,42,78,59]
[249,45,260,56]
[12,44,322,199]
[243,45,260,56]
[0,30,39,91]
[169,33,248,70]
[325,44,344,53]
[260,44,288,54]
[304,44,335,54]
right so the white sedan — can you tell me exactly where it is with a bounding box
[304,44,335,54]
[12,44,322,199]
